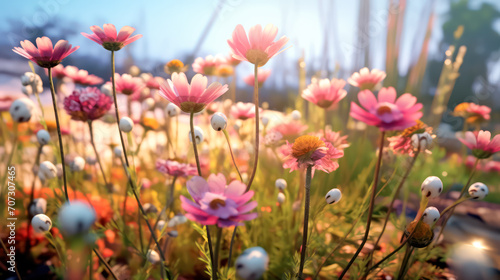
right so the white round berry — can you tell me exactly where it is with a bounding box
[113,147,123,158]
[38,161,57,180]
[147,250,161,264]
[31,214,52,233]
[188,126,204,144]
[119,117,134,133]
[157,220,166,232]
[275,178,287,190]
[58,200,96,236]
[421,176,443,198]
[422,207,440,225]
[235,247,269,280]
[167,215,188,228]
[277,193,285,204]
[29,198,47,216]
[211,112,228,131]
[468,182,488,200]
[291,110,301,120]
[325,188,342,204]
[9,98,34,123]
[165,103,180,117]
[70,156,86,172]
[36,129,50,146]
[261,116,269,126]
[411,132,433,150]
[100,83,112,96]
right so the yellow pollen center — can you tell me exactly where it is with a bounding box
[291,135,325,158]
[209,199,226,210]
[167,59,184,68]
[377,105,392,115]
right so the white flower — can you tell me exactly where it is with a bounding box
[468,182,488,200]
[36,129,50,146]
[29,198,47,216]
[422,207,440,225]
[235,247,269,280]
[325,188,342,204]
[31,214,52,233]
[119,117,134,133]
[211,112,228,131]
[58,200,96,236]
[421,176,443,198]
[275,178,287,190]
[38,161,57,180]
[9,98,34,123]
[188,126,204,144]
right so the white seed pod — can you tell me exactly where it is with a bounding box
[100,83,112,96]
[70,156,86,172]
[277,193,285,204]
[36,129,50,146]
[31,214,52,233]
[422,207,440,225]
[421,176,443,198]
[157,220,166,232]
[325,188,342,204]
[21,72,36,86]
[38,161,57,180]
[211,112,228,131]
[188,126,204,144]
[468,182,489,200]
[58,200,96,236]
[147,250,161,264]
[142,97,155,111]
[275,178,287,190]
[165,103,180,117]
[261,116,269,126]
[143,203,158,214]
[168,230,178,238]
[411,132,433,150]
[291,110,301,120]
[9,98,34,123]
[235,247,269,280]
[119,117,134,133]
[113,146,123,158]
[29,198,47,216]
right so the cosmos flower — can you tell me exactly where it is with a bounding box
[64,66,103,86]
[164,59,188,74]
[228,24,289,66]
[387,120,432,156]
[350,87,422,131]
[347,67,386,91]
[271,120,308,141]
[231,102,259,120]
[13,36,79,68]
[114,73,145,96]
[313,128,350,151]
[81,24,142,51]
[63,87,113,121]
[156,159,197,177]
[180,174,258,227]
[192,55,226,76]
[302,78,347,110]
[458,130,500,159]
[142,74,165,90]
[453,102,491,124]
[243,69,271,88]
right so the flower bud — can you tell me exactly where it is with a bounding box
[168,230,178,238]
[143,203,158,214]
[325,188,342,204]
[421,176,443,198]
[188,126,204,144]
[167,215,188,227]
[31,214,52,233]
[29,198,47,216]
[147,250,160,264]
[404,220,433,248]
[113,147,123,158]
[100,83,112,96]
[22,85,33,95]
[9,98,34,123]
[21,72,36,86]
[70,156,86,172]
[36,129,50,146]
[275,178,287,190]
[422,207,440,225]
[58,200,96,236]
[468,182,488,200]
[261,116,269,126]
[38,161,57,180]
[119,117,134,133]
[165,103,180,117]
[157,220,166,232]
[211,112,228,131]
[277,193,285,204]
[235,247,269,280]
[411,132,433,150]
[291,110,301,120]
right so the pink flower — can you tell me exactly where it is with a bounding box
[0,94,20,112]
[230,102,259,120]
[458,130,500,159]
[180,174,258,227]
[271,120,308,141]
[114,73,145,96]
[466,103,491,123]
[65,66,103,86]
[156,159,197,177]
[143,76,165,90]
[350,87,422,131]
[81,24,142,51]
[302,78,347,110]
[158,72,228,113]
[192,55,226,76]
[228,24,289,66]
[243,69,271,88]
[314,128,350,151]
[226,54,241,67]
[347,67,386,90]
[13,37,79,68]
[51,64,67,79]
[63,87,112,121]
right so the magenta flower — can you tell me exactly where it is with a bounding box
[65,66,103,86]
[302,78,347,110]
[192,55,226,76]
[350,87,422,131]
[13,37,79,68]
[313,128,350,151]
[143,75,165,90]
[230,102,259,120]
[81,24,142,51]
[458,130,500,159]
[180,174,258,227]
[158,72,228,113]
[243,69,271,88]
[228,24,289,66]
[63,87,112,121]
[156,159,197,177]
[114,73,145,96]
[347,67,386,91]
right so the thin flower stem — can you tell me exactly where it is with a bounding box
[88,121,109,186]
[339,131,386,279]
[214,227,223,276]
[190,111,202,175]
[297,165,313,279]
[2,123,18,190]
[222,129,243,181]
[206,226,216,280]
[48,68,69,202]
[111,50,130,167]
[437,196,471,220]
[147,176,178,250]
[226,226,238,277]
[245,63,260,192]
[93,248,119,280]
[396,245,415,280]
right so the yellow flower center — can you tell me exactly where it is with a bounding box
[217,65,234,77]
[209,199,226,210]
[292,135,325,158]
[401,120,427,137]
[167,59,184,68]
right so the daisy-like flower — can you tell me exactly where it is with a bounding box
[114,73,145,96]
[50,64,68,79]
[63,87,112,121]
[226,54,241,67]
[347,67,386,91]
[158,72,228,113]
[228,24,289,66]
[282,135,343,173]
[458,130,500,159]
[453,102,491,124]
[180,174,258,227]
[156,159,197,177]
[302,78,347,110]
[164,59,188,74]
[387,120,432,156]
[350,87,422,131]
[231,102,260,120]
[314,128,350,151]
[81,24,142,51]
[13,37,79,68]
[142,75,165,90]
[192,55,226,76]
[216,64,234,78]
[271,120,308,141]
[243,69,271,88]
[65,66,103,86]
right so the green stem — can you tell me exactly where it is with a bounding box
[297,165,313,278]
[93,248,119,280]
[147,176,178,250]
[223,129,243,181]
[214,227,223,276]
[190,111,202,175]
[226,226,237,277]
[111,50,130,167]
[245,63,260,191]
[396,245,415,280]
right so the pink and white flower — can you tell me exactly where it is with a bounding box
[82,24,142,51]
[458,130,500,159]
[347,67,386,91]
[114,73,145,96]
[192,55,226,76]
[302,78,347,110]
[243,69,271,88]
[156,159,197,177]
[13,37,79,68]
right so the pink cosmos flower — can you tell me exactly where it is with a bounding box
[192,55,226,76]
[180,174,258,227]
[158,72,228,113]
[143,76,165,90]
[350,87,422,131]
[51,64,67,79]
[65,66,103,86]
[13,37,79,68]
[156,159,197,177]
[466,103,491,124]
[302,78,347,110]
[114,73,145,96]
[314,128,350,151]
[347,67,386,91]
[228,24,289,66]
[231,102,260,120]
[271,120,308,141]
[243,69,271,88]
[458,130,500,159]
[81,24,142,51]
[63,87,112,121]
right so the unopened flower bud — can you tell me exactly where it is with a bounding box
[101,83,112,96]
[114,147,123,158]
[277,193,285,204]
[468,182,488,200]
[235,247,269,280]
[9,98,34,123]
[422,207,440,225]
[275,178,287,190]
[211,112,228,131]
[158,220,166,232]
[29,198,47,216]
[165,103,180,117]
[36,129,50,146]
[168,230,178,238]
[421,176,443,198]
[188,126,204,144]
[38,161,57,180]
[291,110,301,120]
[119,117,134,133]
[325,188,342,204]
[261,116,269,126]
[70,156,86,172]
[31,214,52,233]
[147,250,160,264]
[58,200,96,236]
[411,132,433,150]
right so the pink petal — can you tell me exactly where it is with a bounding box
[395,93,417,110]
[123,34,142,46]
[358,90,378,110]
[36,37,53,58]
[224,180,246,198]
[237,201,257,213]
[186,176,209,201]
[116,26,135,42]
[103,24,117,40]
[378,87,397,103]
[207,173,226,194]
